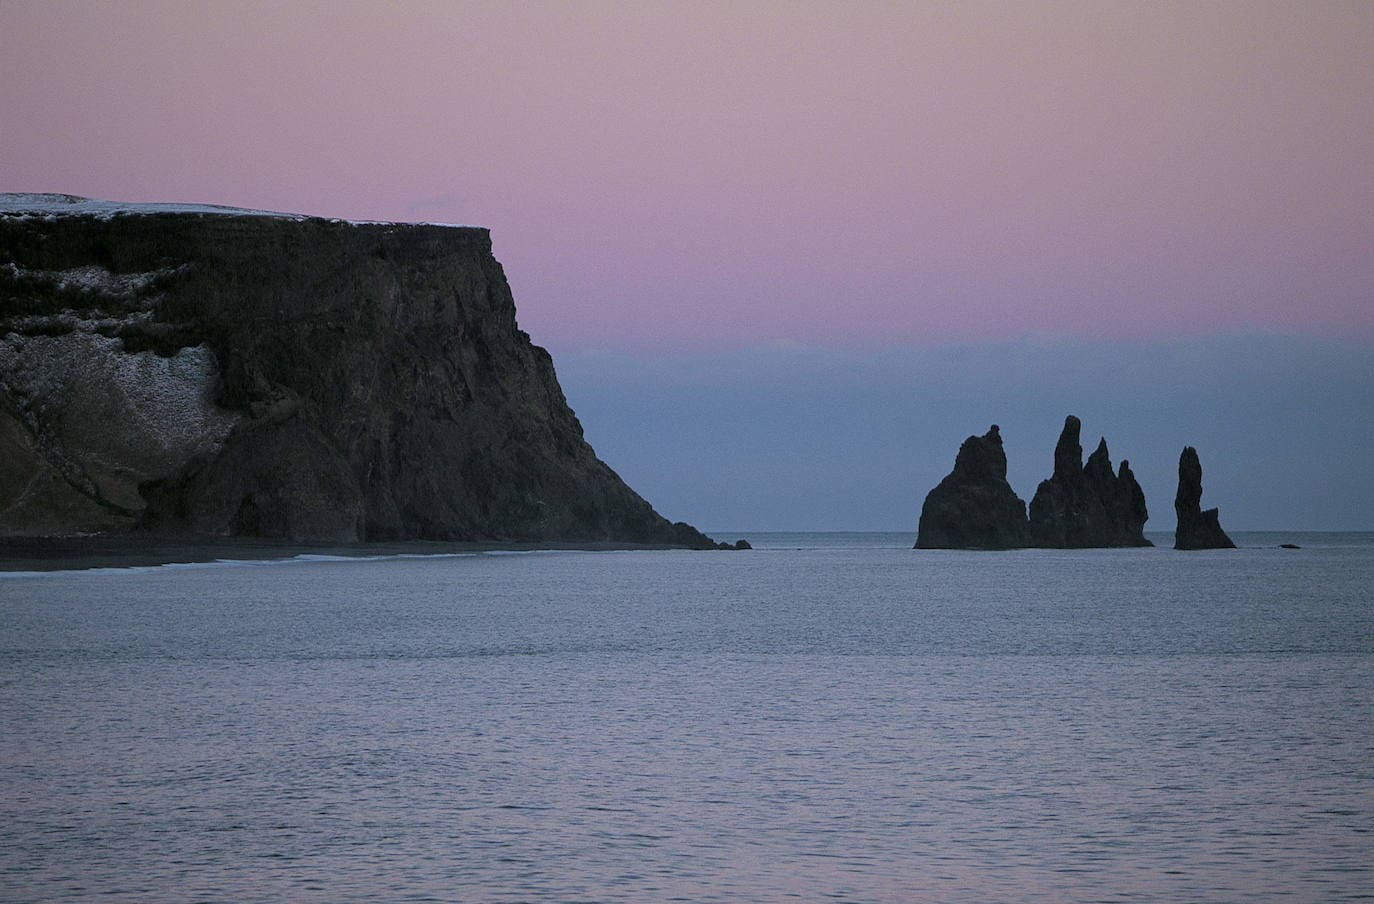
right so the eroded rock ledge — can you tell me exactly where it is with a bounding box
[0,193,724,547]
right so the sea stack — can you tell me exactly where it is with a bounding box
[915,425,1029,549]
[1027,415,1151,548]
[0,193,725,547]
[1174,446,1235,550]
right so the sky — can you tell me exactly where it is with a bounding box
[3,1,1371,530]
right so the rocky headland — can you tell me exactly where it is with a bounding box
[0,193,726,548]
[1173,446,1235,550]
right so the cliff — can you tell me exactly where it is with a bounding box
[0,193,721,547]
[1174,446,1235,550]
[915,425,1028,549]
[1027,416,1152,548]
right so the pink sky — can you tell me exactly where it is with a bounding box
[3,1,1371,351]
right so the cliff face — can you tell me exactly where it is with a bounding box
[0,194,719,546]
[1174,446,1235,550]
[915,425,1028,549]
[1027,416,1152,548]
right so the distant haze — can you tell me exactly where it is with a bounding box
[3,1,1371,529]
[554,335,1374,533]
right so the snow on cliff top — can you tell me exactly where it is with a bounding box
[0,193,480,229]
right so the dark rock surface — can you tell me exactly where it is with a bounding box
[915,425,1029,549]
[0,194,724,547]
[1174,446,1235,550]
[1027,416,1152,548]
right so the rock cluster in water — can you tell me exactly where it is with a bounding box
[915,415,1152,549]
[0,193,728,547]
[1173,446,1235,550]
[1027,416,1151,548]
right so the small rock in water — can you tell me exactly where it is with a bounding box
[1279,543,1301,549]
[733,539,752,550]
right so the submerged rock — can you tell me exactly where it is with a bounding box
[1174,446,1235,550]
[916,425,1029,550]
[1027,416,1152,548]
[0,193,723,547]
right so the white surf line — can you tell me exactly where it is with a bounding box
[0,551,487,579]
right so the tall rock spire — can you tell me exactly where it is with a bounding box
[1174,447,1235,550]
[1053,414,1084,480]
[1028,415,1152,547]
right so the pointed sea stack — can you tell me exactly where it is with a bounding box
[1174,447,1235,550]
[1027,416,1152,547]
[916,425,1029,549]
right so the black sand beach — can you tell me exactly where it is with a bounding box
[0,535,692,572]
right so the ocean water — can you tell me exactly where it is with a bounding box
[2,532,1372,902]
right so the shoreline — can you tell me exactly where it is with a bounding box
[0,535,701,574]
[1,531,1358,573]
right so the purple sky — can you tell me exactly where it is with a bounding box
[5,2,1373,529]
[3,1,1372,352]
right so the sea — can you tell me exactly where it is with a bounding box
[2,532,1371,902]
